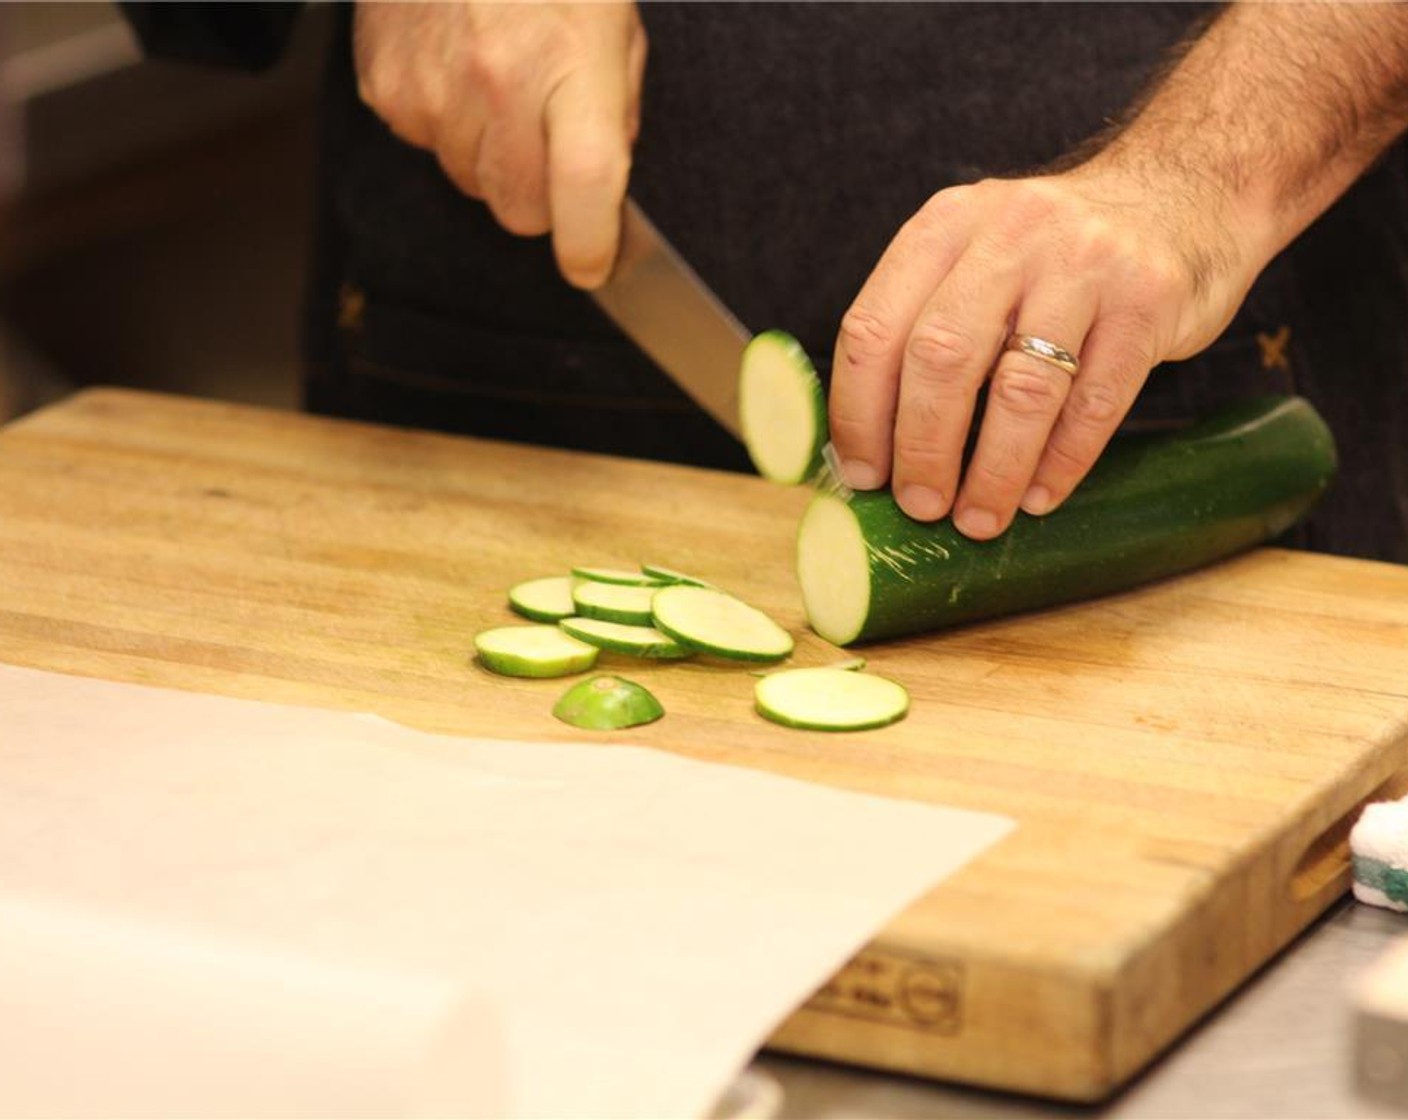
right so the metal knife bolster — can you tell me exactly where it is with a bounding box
[589,200,749,439]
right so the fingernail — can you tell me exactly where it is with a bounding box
[898,484,946,521]
[955,506,999,538]
[1021,485,1054,516]
[841,459,883,490]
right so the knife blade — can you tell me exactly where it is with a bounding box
[590,199,748,439]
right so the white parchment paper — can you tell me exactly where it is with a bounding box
[0,663,1013,1118]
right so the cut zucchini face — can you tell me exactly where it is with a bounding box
[559,617,693,660]
[507,576,576,623]
[553,674,665,730]
[796,493,873,646]
[739,330,828,485]
[651,586,794,663]
[755,667,909,731]
[570,566,666,587]
[572,581,657,625]
[474,624,599,678]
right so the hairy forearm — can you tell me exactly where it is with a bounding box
[1094,2,1408,269]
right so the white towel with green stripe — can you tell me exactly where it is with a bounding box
[1352,799,1408,912]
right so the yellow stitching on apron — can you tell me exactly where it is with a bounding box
[1256,325,1291,374]
[338,284,366,334]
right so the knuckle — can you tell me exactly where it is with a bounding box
[837,304,897,363]
[1072,216,1119,267]
[436,153,482,199]
[905,322,980,378]
[891,431,950,472]
[355,72,380,110]
[492,194,551,237]
[826,408,867,444]
[916,185,971,227]
[1067,381,1125,428]
[990,364,1066,417]
[463,42,514,97]
[1002,179,1059,228]
[1043,435,1091,477]
[966,448,1026,491]
[1121,250,1185,310]
[827,407,885,458]
[557,141,628,194]
[357,64,399,116]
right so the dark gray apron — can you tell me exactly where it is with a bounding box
[303,2,1408,563]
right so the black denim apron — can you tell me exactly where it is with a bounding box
[304,2,1408,563]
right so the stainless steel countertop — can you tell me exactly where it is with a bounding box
[760,899,1407,1119]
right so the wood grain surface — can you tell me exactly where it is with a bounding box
[4,388,1408,1100]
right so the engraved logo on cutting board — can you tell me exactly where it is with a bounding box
[808,947,964,1034]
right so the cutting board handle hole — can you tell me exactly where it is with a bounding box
[1290,771,1408,903]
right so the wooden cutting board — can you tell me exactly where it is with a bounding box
[4,388,1408,1101]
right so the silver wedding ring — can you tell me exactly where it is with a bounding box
[1007,333,1080,377]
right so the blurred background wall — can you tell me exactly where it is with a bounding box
[0,1,330,422]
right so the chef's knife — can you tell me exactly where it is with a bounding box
[590,198,748,439]
[591,199,851,499]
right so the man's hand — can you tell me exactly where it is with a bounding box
[831,2,1408,539]
[830,163,1258,539]
[354,1,646,290]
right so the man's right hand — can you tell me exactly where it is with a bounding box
[354,1,646,290]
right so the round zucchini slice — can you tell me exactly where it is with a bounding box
[755,667,909,731]
[739,330,828,485]
[651,586,794,663]
[474,624,599,678]
[507,576,576,623]
[559,617,693,660]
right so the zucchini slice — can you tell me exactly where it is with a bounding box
[570,566,666,587]
[651,586,794,663]
[572,581,657,625]
[474,624,599,678]
[553,674,665,730]
[797,395,1337,645]
[640,563,715,589]
[507,576,576,622]
[739,330,828,484]
[559,617,693,660]
[755,667,909,731]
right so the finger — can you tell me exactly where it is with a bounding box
[951,288,1096,539]
[1022,315,1155,514]
[625,19,648,144]
[889,245,1021,522]
[544,48,635,289]
[476,86,552,236]
[353,6,444,153]
[829,190,974,491]
[431,90,489,200]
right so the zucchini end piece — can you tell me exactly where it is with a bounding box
[553,674,665,730]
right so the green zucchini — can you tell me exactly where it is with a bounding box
[570,566,667,587]
[640,563,715,588]
[474,624,600,678]
[797,395,1336,645]
[651,585,795,663]
[553,674,665,730]
[571,581,657,625]
[507,576,576,622]
[755,667,909,731]
[559,616,694,660]
[739,330,828,484]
